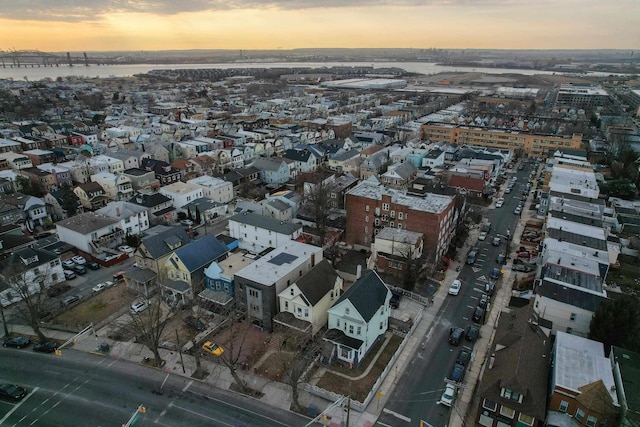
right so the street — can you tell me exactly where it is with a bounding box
[0,347,311,427]
[375,161,535,427]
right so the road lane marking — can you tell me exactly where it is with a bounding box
[0,386,38,426]
[161,373,170,390]
[170,403,235,426]
[382,408,411,422]
[182,380,193,392]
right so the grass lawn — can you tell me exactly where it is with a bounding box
[317,333,403,402]
[53,285,135,328]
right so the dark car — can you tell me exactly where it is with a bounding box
[185,316,205,332]
[473,306,486,323]
[456,348,472,366]
[33,341,58,353]
[47,284,71,297]
[485,281,496,296]
[86,261,100,270]
[513,264,534,273]
[390,290,402,309]
[71,264,86,275]
[496,253,506,264]
[3,336,31,348]
[478,294,490,310]
[466,324,480,342]
[0,384,27,401]
[466,249,478,265]
[448,327,465,346]
[448,363,466,383]
[490,268,501,280]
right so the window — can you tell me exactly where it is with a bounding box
[382,203,389,211]
[364,227,368,233]
[349,325,354,334]
[365,205,370,212]
[356,326,361,335]
[390,222,394,228]
[398,212,403,220]
[575,408,585,422]
[379,321,383,330]
[500,406,515,419]
[559,400,569,413]
[297,307,302,316]
[290,288,294,295]
[570,313,577,321]
[482,400,497,412]
[586,415,597,427]
[345,308,350,315]
[337,319,340,328]
[365,215,369,223]
[517,413,534,426]
[304,309,309,318]
[284,301,289,310]
[390,210,395,218]
[566,327,573,334]
[398,223,402,229]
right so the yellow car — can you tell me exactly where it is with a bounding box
[202,341,224,356]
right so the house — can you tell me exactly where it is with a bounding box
[422,148,445,168]
[283,148,317,177]
[37,163,73,188]
[74,182,109,211]
[234,242,324,331]
[252,157,290,185]
[187,175,234,204]
[44,189,83,221]
[0,192,30,227]
[371,227,424,276]
[162,234,228,307]
[547,332,619,427]
[274,259,343,337]
[0,247,65,307]
[328,149,360,173]
[200,251,250,307]
[327,174,358,209]
[610,346,640,427]
[91,172,134,201]
[23,196,51,231]
[133,225,191,274]
[1,152,33,171]
[128,191,175,224]
[20,167,57,192]
[262,198,293,221]
[158,182,204,209]
[228,212,303,253]
[55,212,123,255]
[96,201,150,236]
[141,158,182,186]
[380,161,417,189]
[122,168,160,191]
[181,197,228,224]
[474,300,551,427]
[323,270,391,368]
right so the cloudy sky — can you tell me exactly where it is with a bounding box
[0,0,637,51]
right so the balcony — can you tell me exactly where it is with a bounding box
[93,228,124,245]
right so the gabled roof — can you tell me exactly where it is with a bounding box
[0,247,58,282]
[295,259,339,306]
[332,270,389,322]
[76,181,105,194]
[253,157,286,171]
[139,225,190,259]
[174,234,228,272]
[129,192,171,208]
[229,212,302,235]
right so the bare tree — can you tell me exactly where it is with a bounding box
[117,296,171,367]
[305,180,331,246]
[282,339,320,413]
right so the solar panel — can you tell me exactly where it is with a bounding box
[268,253,298,266]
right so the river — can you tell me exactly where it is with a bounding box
[0,61,620,82]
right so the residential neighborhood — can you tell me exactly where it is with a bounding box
[0,63,640,427]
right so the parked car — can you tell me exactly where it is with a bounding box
[86,261,100,270]
[130,300,149,314]
[456,348,472,366]
[513,206,522,215]
[448,363,466,383]
[496,253,506,264]
[440,384,456,407]
[180,219,194,228]
[495,198,504,208]
[485,281,496,296]
[472,306,486,323]
[63,269,76,280]
[92,283,107,293]
[477,294,490,310]
[71,255,86,265]
[3,336,31,348]
[466,249,478,265]
[103,280,115,288]
[202,341,224,356]
[61,295,80,306]
[112,271,126,282]
[517,251,531,258]
[390,289,402,309]
[490,268,501,280]
[478,231,487,241]
[492,237,500,246]
[504,188,512,194]
[513,264,534,273]
[466,324,480,342]
[71,264,86,275]
[448,327,465,345]
[33,341,58,353]
[62,259,75,269]
[47,284,71,297]
[448,279,462,296]
[0,384,27,401]
[118,245,134,255]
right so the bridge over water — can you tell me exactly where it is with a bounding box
[0,50,110,67]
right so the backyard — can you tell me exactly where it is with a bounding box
[52,285,135,330]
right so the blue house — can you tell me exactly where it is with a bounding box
[201,251,249,307]
[252,157,290,185]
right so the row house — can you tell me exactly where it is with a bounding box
[90,154,125,175]
[72,132,99,145]
[74,182,109,211]
[328,174,358,209]
[41,133,67,149]
[91,172,134,202]
[158,182,203,209]
[1,152,33,171]
[252,157,290,186]
[141,158,182,186]
[345,179,457,260]
[108,149,151,170]
[57,159,91,184]
[202,251,247,307]
[20,167,57,192]
[122,168,160,191]
[371,227,424,276]
[0,138,22,153]
[23,149,55,166]
[37,163,73,188]
[128,191,175,224]
[380,161,417,190]
[282,149,318,178]
[187,176,234,204]
[11,136,42,151]
[228,212,303,253]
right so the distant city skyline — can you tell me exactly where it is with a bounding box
[0,0,638,51]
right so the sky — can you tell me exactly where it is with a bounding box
[0,0,637,52]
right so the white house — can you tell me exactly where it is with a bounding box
[275,259,343,336]
[89,154,125,175]
[56,212,123,255]
[324,270,391,368]
[228,212,303,253]
[158,182,204,209]
[91,172,134,201]
[187,176,234,203]
[96,201,150,236]
[0,247,65,307]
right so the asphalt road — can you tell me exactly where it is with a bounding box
[0,347,311,427]
[375,161,537,427]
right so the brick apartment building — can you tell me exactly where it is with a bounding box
[420,123,582,158]
[345,180,456,260]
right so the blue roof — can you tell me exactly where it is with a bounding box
[174,234,228,272]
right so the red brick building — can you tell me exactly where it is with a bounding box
[345,180,456,260]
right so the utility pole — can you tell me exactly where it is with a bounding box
[175,329,185,373]
[345,396,350,427]
[0,303,9,337]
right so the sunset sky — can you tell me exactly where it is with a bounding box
[0,0,637,52]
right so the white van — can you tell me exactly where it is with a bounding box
[130,301,149,314]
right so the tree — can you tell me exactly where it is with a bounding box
[117,296,171,367]
[16,175,45,198]
[1,258,58,342]
[58,184,79,217]
[399,246,423,291]
[195,206,202,225]
[187,207,194,221]
[282,339,320,413]
[589,296,640,354]
[305,180,331,247]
